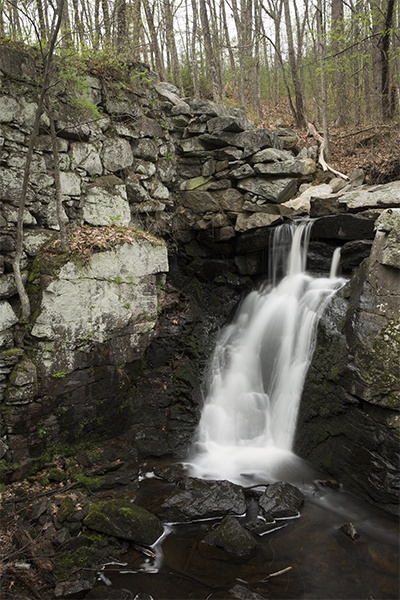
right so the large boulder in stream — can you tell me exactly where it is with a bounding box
[158,477,247,522]
[295,208,400,514]
[259,482,304,518]
[84,500,163,545]
[202,516,257,557]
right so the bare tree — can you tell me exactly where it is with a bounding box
[283,0,307,126]
[13,0,66,320]
[332,0,347,125]
[199,0,223,102]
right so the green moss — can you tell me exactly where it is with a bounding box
[2,348,24,358]
[71,473,106,489]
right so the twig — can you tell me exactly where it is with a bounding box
[261,565,292,581]
[2,482,79,505]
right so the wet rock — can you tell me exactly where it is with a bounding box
[203,516,257,557]
[85,587,133,599]
[230,584,267,600]
[296,209,400,513]
[259,482,304,518]
[340,240,373,272]
[340,522,360,541]
[84,499,164,545]
[152,463,187,483]
[158,478,247,522]
[54,576,96,598]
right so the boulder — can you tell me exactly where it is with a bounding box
[158,478,247,522]
[81,176,131,226]
[179,190,220,214]
[0,301,18,332]
[207,114,252,134]
[30,239,168,374]
[337,180,400,213]
[235,212,282,232]
[203,516,257,557]
[250,147,289,164]
[253,158,316,177]
[258,482,304,518]
[84,499,163,545]
[237,177,297,204]
[102,137,133,172]
[70,142,103,175]
[200,129,283,153]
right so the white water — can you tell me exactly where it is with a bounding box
[189,222,346,484]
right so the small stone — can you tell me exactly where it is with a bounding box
[340,522,360,541]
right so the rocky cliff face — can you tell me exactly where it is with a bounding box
[295,209,400,514]
[0,45,399,513]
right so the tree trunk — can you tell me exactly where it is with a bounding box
[36,0,47,40]
[316,0,330,161]
[231,0,246,109]
[283,0,307,127]
[163,0,184,94]
[101,0,111,46]
[13,0,65,321]
[332,0,347,125]
[131,0,143,60]
[71,0,85,48]
[191,0,201,98]
[199,0,223,103]
[143,0,165,80]
[381,0,396,119]
[47,98,69,252]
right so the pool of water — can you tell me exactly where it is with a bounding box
[100,458,399,600]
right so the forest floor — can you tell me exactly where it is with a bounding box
[260,102,400,184]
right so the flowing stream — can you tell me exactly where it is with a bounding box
[106,222,399,599]
[188,221,346,484]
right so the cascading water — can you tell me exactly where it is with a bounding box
[189,221,346,484]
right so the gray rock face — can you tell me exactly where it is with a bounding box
[158,478,247,522]
[259,482,304,518]
[203,516,257,556]
[295,208,400,514]
[81,176,131,226]
[237,177,297,204]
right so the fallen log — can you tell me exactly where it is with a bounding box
[307,122,349,180]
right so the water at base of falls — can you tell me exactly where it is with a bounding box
[188,222,346,484]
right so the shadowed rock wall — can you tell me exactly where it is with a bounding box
[295,209,400,514]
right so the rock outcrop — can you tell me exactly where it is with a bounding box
[295,209,400,514]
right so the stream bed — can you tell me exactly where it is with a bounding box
[101,457,399,600]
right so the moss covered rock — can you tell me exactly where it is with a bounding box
[84,499,163,545]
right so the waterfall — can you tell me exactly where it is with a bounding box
[188,222,346,484]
